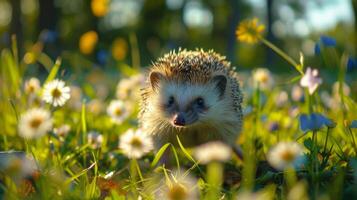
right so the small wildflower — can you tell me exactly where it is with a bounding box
[299,113,335,132]
[236,18,265,44]
[88,99,105,115]
[347,57,357,72]
[112,38,128,61]
[107,100,130,124]
[53,124,71,138]
[87,131,103,149]
[91,0,109,17]
[116,74,145,100]
[320,35,336,47]
[119,129,154,159]
[79,31,98,55]
[267,142,305,171]
[24,77,40,94]
[252,68,274,90]
[275,91,288,107]
[291,85,304,102]
[0,152,38,180]
[300,67,322,94]
[43,79,71,107]
[18,108,53,139]
[156,170,198,200]
[193,141,232,164]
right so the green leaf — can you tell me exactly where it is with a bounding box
[151,143,170,167]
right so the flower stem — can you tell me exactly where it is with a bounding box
[260,38,303,75]
[206,162,223,200]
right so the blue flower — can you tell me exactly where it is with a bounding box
[299,113,335,132]
[97,50,108,65]
[320,36,336,47]
[350,120,357,129]
[347,57,357,72]
[314,43,321,55]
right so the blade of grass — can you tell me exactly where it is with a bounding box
[151,143,170,167]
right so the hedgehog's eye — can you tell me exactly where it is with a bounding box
[195,97,205,108]
[167,96,175,106]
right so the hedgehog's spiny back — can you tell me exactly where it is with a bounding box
[151,49,233,84]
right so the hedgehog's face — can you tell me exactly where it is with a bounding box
[149,71,227,128]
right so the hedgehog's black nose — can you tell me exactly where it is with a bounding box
[173,113,185,126]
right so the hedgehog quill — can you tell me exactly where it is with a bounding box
[139,49,244,159]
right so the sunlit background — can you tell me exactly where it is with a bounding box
[0,0,356,73]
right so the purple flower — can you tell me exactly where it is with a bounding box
[350,120,357,129]
[300,67,322,95]
[314,43,321,55]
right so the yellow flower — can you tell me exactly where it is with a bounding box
[91,0,110,17]
[236,18,265,44]
[111,38,128,60]
[79,31,98,55]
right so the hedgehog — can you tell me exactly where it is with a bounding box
[139,49,243,158]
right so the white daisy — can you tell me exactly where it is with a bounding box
[107,100,130,124]
[300,67,322,95]
[43,79,71,107]
[193,141,232,164]
[119,129,154,159]
[87,131,103,149]
[267,142,305,171]
[24,77,40,94]
[156,170,198,200]
[252,68,274,90]
[291,85,304,102]
[18,108,53,139]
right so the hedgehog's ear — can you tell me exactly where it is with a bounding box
[211,75,227,98]
[149,71,164,91]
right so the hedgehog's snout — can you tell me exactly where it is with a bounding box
[173,113,185,126]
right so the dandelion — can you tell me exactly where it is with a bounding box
[79,31,98,55]
[236,18,265,44]
[91,0,109,17]
[24,77,40,94]
[107,100,130,124]
[87,131,103,149]
[18,108,53,139]
[300,67,322,94]
[267,142,305,171]
[252,68,274,90]
[119,129,154,159]
[156,170,198,200]
[43,79,71,107]
[193,141,232,164]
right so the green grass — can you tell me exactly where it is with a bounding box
[0,36,356,200]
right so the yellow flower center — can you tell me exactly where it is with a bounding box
[115,107,123,116]
[167,183,188,200]
[30,117,43,129]
[280,150,296,162]
[130,137,143,148]
[51,88,62,98]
